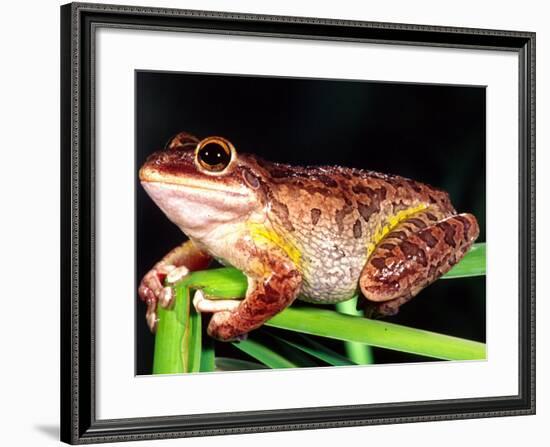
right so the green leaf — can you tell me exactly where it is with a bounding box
[266,307,485,361]
[199,331,215,373]
[264,334,320,367]
[232,338,297,369]
[153,286,202,374]
[272,334,356,366]
[180,268,247,298]
[182,290,202,373]
[153,293,184,374]
[215,357,268,371]
[443,242,486,279]
[335,297,374,364]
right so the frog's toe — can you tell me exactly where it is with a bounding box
[193,290,241,313]
[166,266,189,284]
[207,311,238,341]
[158,286,175,309]
[232,333,248,342]
[206,311,251,341]
[139,263,176,303]
[139,263,181,331]
[145,300,159,333]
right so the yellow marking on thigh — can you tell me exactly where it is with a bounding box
[366,204,428,257]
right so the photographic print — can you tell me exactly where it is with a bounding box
[135,71,486,375]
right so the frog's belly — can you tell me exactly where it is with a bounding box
[298,251,365,304]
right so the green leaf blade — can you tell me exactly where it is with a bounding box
[266,307,485,361]
[183,268,247,298]
[215,357,268,371]
[153,286,187,374]
[199,333,216,373]
[182,292,202,373]
[265,335,320,367]
[443,242,486,279]
[335,297,374,364]
[153,286,202,374]
[273,334,357,366]
[232,338,297,369]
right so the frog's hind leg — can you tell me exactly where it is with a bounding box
[359,212,479,317]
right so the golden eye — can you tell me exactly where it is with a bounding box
[196,138,233,172]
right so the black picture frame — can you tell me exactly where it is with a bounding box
[60,2,536,444]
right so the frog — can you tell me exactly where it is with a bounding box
[138,131,479,342]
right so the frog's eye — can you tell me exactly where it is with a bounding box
[195,137,234,173]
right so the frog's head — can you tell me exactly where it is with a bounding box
[139,132,268,238]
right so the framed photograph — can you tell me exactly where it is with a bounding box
[60,2,535,444]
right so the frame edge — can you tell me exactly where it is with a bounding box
[60,2,536,443]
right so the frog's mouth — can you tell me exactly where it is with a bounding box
[140,179,256,236]
[139,166,248,196]
[142,179,249,197]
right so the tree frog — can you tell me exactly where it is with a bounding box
[138,132,479,341]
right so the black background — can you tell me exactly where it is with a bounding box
[136,71,486,375]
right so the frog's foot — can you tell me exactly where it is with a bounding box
[192,290,242,313]
[360,212,479,317]
[192,291,246,340]
[138,264,191,332]
[138,240,212,332]
[138,263,175,332]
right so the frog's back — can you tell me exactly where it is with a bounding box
[254,158,455,303]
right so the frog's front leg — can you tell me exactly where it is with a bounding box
[138,239,211,331]
[200,248,302,342]
[360,212,479,316]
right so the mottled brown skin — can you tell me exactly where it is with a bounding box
[360,210,479,316]
[138,132,479,341]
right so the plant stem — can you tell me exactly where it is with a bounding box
[335,297,374,364]
[200,329,216,372]
[153,286,187,374]
[153,286,202,374]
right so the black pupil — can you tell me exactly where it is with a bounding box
[199,143,230,170]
